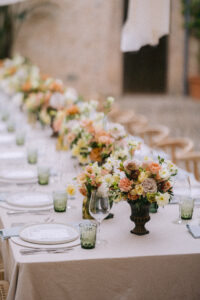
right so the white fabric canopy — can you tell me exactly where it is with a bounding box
[121,0,170,52]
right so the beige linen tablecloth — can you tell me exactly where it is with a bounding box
[1,199,200,300]
[0,125,200,300]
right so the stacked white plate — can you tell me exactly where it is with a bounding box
[18,223,79,245]
[6,192,53,208]
[0,149,26,161]
[0,133,15,144]
[0,168,37,184]
[0,123,6,132]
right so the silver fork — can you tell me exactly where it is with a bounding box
[20,247,74,255]
[7,209,52,216]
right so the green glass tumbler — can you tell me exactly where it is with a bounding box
[53,191,68,212]
[38,166,50,185]
[79,223,97,249]
[180,197,194,220]
[27,148,38,164]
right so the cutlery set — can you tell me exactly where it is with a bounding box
[20,247,75,255]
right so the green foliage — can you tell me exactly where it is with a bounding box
[182,0,200,39]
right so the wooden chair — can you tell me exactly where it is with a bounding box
[129,114,148,135]
[108,104,121,121]
[135,125,170,147]
[113,110,136,132]
[0,280,9,300]
[0,262,4,281]
[178,152,200,181]
[157,137,194,164]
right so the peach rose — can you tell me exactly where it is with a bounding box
[119,178,133,192]
[98,135,112,145]
[53,119,62,132]
[85,166,93,176]
[77,172,86,184]
[148,162,161,174]
[66,132,75,144]
[66,105,80,115]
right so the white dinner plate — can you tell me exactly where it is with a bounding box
[6,192,53,208]
[0,150,26,160]
[11,236,80,249]
[0,134,15,144]
[0,169,37,184]
[0,123,6,132]
[19,223,79,245]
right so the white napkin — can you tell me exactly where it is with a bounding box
[186,224,200,238]
[0,226,23,240]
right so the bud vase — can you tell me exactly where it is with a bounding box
[82,196,114,220]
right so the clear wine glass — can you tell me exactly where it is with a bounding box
[174,174,191,224]
[89,190,110,244]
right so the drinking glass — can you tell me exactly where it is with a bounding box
[53,191,68,212]
[16,130,26,146]
[79,222,97,249]
[174,174,192,224]
[7,120,15,132]
[89,190,110,244]
[27,148,38,164]
[38,166,50,185]
[179,197,194,220]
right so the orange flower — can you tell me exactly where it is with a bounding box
[66,105,80,115]
[8,66,16,75]
[90,148,102,162]
[148,162,161,174]
[49,81,64,93]
[22,81,32,92]
[128,193,139,201]
[162,181,171,192]
[79,186,87,196]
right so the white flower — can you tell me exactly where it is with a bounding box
[92,162,101,175]
[155,193,170,206]
[159,168,170,180]
[50,92,65,109]
[107,96,115,105]
[166,160,178,175]
[97,181,109,197]
[109,123,126,139]
[65,88,78,102]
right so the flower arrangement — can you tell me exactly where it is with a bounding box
[117,156,178,208]
[77,156,177,209]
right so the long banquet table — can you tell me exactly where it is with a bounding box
[0,122,200,300]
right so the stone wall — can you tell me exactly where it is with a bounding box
[14,0,123,99]
[13,0,199,97]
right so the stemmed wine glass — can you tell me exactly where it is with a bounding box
[174,174,191,224]
[89,190,110,244]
